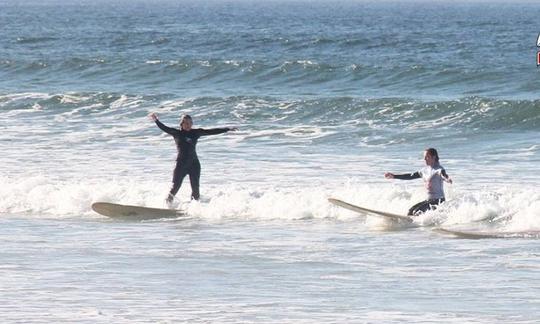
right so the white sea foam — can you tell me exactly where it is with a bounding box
[110,95,144,110]
[1,175,538,234]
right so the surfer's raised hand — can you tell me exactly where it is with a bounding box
[384,172,394,179]
[148,112,158,121]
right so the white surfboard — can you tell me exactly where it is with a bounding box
[434,228,540,239]
[328,198,413,223]
[92,202,185,220]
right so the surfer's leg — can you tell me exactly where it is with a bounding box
[408,200,431,216]
[168,162,189,202]
[428,198,445,210]
[408,198,445,216]
[188,160,201,200]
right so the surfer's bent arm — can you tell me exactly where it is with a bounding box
[154,119,178,136]
[197,128,232,136]
[391,172,421,180]
[441,169,453,183]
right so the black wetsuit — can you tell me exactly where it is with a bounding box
[155,119,229,200]
[393,169,449,216]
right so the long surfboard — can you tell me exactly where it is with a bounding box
[328,198,413,223]
[434,228,540,239]
[92,202,185,220]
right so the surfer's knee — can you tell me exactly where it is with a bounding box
[409,200,429,216]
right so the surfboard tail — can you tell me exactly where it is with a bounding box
[92,202,184,220]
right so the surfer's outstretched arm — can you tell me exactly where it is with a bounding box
[149,113,178,135]
[197,127,238,136]
[385,172,421,180]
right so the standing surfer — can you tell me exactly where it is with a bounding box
[384,148,452,216]
[149,113,237,205]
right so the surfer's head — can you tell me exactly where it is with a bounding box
[423,148,439,166]
[180,114,193,131]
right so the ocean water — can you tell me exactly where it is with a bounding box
[1,0,540,322]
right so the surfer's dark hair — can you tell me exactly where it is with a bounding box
[180,114,193,127]
[425,148,439,162]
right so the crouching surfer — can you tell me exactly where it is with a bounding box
[385,148,452,216]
